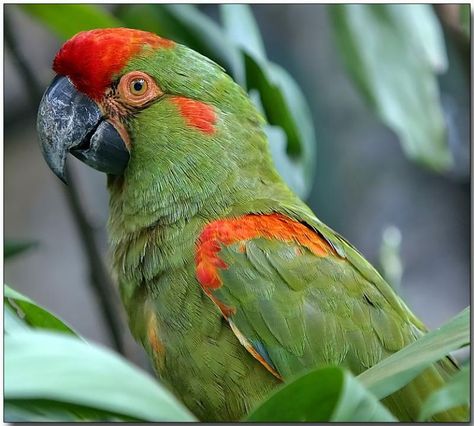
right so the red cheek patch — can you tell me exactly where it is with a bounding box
[171,97,217,134]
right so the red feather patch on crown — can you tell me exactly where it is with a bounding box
[53,28,174,100]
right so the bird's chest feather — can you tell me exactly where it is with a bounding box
[112,224,279,420]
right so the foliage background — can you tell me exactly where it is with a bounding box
[4,0,470,392]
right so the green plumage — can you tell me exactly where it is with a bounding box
[104,41,467,421]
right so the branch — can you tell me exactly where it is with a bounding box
[63,167,125,355]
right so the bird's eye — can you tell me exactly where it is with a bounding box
[130,78,147,96]
[118,71,163,107]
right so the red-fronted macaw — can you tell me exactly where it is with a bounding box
[37,28,467,421]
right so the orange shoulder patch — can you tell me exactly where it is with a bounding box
[195,213,335,379]
[195,213,334,295]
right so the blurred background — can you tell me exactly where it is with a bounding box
[4,4,470,369]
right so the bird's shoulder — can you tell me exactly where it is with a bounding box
[194,211,424,378]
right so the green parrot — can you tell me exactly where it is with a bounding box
[37,28,467,422]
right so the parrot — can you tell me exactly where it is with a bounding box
[36,28,467,422]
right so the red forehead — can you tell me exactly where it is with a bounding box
[53,28,174,100]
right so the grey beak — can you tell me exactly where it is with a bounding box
[37,75,129,184]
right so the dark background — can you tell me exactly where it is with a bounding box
[4,4,470,368]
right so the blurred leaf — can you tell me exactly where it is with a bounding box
[459,5,470,38]
[21,4,121,40]
[330,5,452,172]
[245,54,316,198]
[437,12,470,181]
[247,366,396,421]
[266,125,307,199]
[358,307,470,400]
[117,4,245,85]
[220,4,267,62]
[5,331,196,421]
[418,365,470,420]
[5,303,30,334]
[5,239,37,259]
[378,225,403,293]
[4,284,77,335]
[6,399,137,422]
[220,4,316,196]
[387,5,448,72]
[6,400,80,422]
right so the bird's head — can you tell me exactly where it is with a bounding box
[37,28,271,197]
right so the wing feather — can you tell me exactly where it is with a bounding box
[195,214,418,379]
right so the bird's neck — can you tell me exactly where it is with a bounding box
[105,102,306,297]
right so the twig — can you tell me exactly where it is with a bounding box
[5,9,125,355]
[63,167,125,355]
[4,9,42,104]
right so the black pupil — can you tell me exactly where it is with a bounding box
[133,80,144,92]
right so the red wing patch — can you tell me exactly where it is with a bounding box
[195,213,334,298]
[195,213,335,379]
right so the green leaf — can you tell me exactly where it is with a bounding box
[387,5,448,72]
[21,4,121,40]
[220,4,267,62]
[5,239,37,259]
[117,4,245,85]
[4,284,77,335]
[459,5,471,38]
[5,303,30,334]
[330,5,452,172]
[5,399,137,422]
[246,366,396,422]
[418,365,470,420]
[358,307,470,400]
[266,125,307,198]
[5,331,196,421]
[219,4,316,197]
[244,54,317,198]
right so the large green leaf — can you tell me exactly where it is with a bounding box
[418,364,470,420]
[220,4,266,62]
[246,366,396,422]
[244,54,316,198]
[387,5,448,72]
[4,284,77,335]
[330,5,452,172]
[5,399,137,422]
[5,303,29,333]
[219,4,316,198]
[265,125,307,197]
[21,4,121,40]
[5,239,37,260]
[358,307,470,400]
[5,331,196,421]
